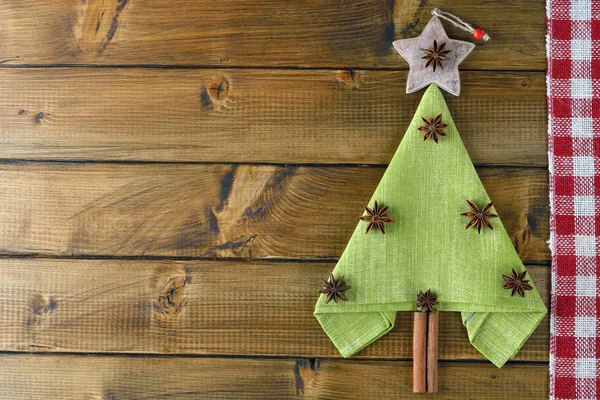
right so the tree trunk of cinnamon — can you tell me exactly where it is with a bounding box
[427,311,439,392]
[413,312,427,393]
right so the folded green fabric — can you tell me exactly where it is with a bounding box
[314,84,547,367]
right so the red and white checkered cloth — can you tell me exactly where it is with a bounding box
[548,1,600,398]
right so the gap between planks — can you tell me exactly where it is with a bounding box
[0,353,549,399]
[0,68,547,166]
[0,163,549,262]
[0,64,547,73]
[0,258,549,360]
[0,158,550,169]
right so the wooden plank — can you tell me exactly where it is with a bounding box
[0,258,548,360]
[0,68,546,166]
[0,354,548,399]
[0,163,548,262]
[0,0,545,69]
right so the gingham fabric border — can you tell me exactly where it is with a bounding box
[548,1,600,399]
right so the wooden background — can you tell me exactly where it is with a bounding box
[0,0,548,398]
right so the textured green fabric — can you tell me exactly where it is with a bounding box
[314,84,547,368]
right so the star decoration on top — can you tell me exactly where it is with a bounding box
[358,201,395,235]
[392,16,475,96]
[319,273,351,304]
[502,269,533,297]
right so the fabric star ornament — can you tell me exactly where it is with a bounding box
[393,16,475,96]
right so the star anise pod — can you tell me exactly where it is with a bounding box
[461,200,498,234]
[422,40,451,72]
[502,269,533,297]
[319,273,351,304]
[416,289,438,312]
[418,114,448,143]
[358,201,395,234]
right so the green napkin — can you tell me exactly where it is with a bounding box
[314,84,547,367]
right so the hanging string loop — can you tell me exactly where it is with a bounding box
[431,8,490,42]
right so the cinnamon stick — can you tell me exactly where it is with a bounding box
[413,312,427,393]
[427,311,439,393]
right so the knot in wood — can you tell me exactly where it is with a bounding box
[294,359,320,395]
[27,294,58,326]
[336,69,361,88]
[73,0,129,55]
[201,77,231,111]
[207,78,230,102]
[31,295,58,316]
[154,273,190,315]
[35,111,46,123]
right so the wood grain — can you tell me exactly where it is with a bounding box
[0,354,548,399]
[0,0,549,396]
[0,258,548,360]
[0,163,548,262]
[0,69,546,165]
[0,0,545,70]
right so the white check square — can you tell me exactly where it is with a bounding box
[576,275,597,297]
[572,79,593,98]
[574,156,595,176]
[575,317,596,338]
[572,40,592,60]
[575,358,597,379]
[571,0,592,20]
[575,235,596,257]
[572,117,593,137]
[574,196,595,216]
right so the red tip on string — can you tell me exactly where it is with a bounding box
[431,8,490,42]
[472,28,485,41]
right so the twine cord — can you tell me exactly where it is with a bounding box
[431,8,490,41]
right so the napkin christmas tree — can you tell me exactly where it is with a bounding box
[314,84,547,367]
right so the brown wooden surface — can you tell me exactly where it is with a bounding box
[0,354,548,400]
[0,69,546,166]
[0,0,549,397]
[0,259,549,360]
[0,163,548,262]
[0,0,545,69]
